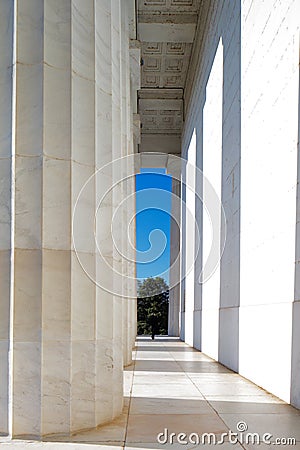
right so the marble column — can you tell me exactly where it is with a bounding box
[95,0,115,426]
[292,254,300,408]
[94,0,138,424]
[0,0,14,436]
[40,0,72,436]
[70,0,96,432]
[128,38,141,352]
[184,132,196,347]
[1,0,138,437]
[290,49,300,409]
[193,123,203,351]
[10,0,87,437]
[179,159,187,341]
[121,1,130,368]
[127,155,138,353]
[11,0,52,437]
[112,0,125,415]
[168,172,181,337]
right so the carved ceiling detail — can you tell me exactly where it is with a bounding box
[142,42,192,89]
[137,0,201,148]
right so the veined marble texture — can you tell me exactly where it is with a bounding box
[72,74,95,166]
[43,157,71,250]
[16,0,44,65]
[95,2,112,98]
[168,178,181,337]
[15,156,42,249]
[71,251,95,341]
[0,0,138,438]
[44,0,71,70]
[0,159,12,251]
[71,340,96,432]
[43,249,71,341]
[44,65,71,160]
[71,161,95,254]
[13,249,42,343]
[72,0,95,81]
[12,341,42,437]
[0,0,13,436]
[15,62,43,157]
[41,340,71,436]
[0,339,9,434]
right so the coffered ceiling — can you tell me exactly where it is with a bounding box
[137,0,201,154]
[141,42,192,89]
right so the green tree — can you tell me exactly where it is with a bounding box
[137,277,169,336]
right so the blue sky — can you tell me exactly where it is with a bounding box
[135,168,172,284]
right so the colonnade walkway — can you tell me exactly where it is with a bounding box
[1,337,300,449]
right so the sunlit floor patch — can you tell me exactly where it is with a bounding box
[2,337,300,449]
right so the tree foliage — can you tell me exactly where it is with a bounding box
[137,277,169,336]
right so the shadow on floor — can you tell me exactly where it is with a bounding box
[42,394,300,448]
[2,339,300,449]
[131,359,231,373]
[135,346,198,352]
[136,336,180,342]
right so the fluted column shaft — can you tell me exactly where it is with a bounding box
[0,0,14,436]
[168,178,181,337]
[0,0,138,438]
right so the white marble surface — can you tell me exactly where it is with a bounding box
[168,178,181,337]
[43,157,71,250]
[95,1,112,99]
[44,65,71,160]
[71,161,95,253]
[16,0,44,65]
[13,249,42,343]
[0,340,9,435]
[12,342,41,437]
[15,63,43,156]
[44,0,71,70]
[71,341,96,432]
[71,251,95,341]
[15,156,42,249]
[1,0,138,438]
[4,338,300,448]
[72,0,95,80]
[2,0,300,442]
[0,159,12,251]
[291,301,300,408]
[42,249,71,341]
[238,0,298,403]
[41,341,71,436]
[72,75,95,166]
[0,251,10,341]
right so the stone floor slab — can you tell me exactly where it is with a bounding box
[2,337,300,449]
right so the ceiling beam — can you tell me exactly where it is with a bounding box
[138,22,196,43]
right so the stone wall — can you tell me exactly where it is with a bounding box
[182,0,299,405]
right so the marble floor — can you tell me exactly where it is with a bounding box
[1,337,300,449]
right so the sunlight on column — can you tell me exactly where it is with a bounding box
[201,38,223,361]
[239,0,299,402]
[185,130,196,346]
